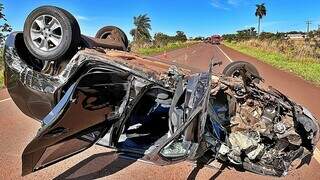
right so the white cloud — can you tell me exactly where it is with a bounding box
[227,0,240,6]
[74,15,89,21]
[211,0,229,10]
[210,0,243,10]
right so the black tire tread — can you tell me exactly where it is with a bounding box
[95,26,129,50]
[23,6,81,61]
[223,61,260,83]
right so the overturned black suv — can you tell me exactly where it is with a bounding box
[3,6,320,177]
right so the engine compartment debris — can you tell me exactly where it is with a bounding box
[205,74,320,176]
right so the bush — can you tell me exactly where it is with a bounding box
[136,41,198,56]
[154,31,187,47]
[238,39,319,62]
[225,41,320,85]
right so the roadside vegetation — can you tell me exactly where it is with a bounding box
[0,3,12,88]
[130,14,152,49]
[137,41,198,56]
[129,13,199,56]
[222,3,320,85]
[224,30,320,85]
[224,41,320,85]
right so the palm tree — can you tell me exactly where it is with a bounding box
[255,3,267,35]
[130,14,151,43]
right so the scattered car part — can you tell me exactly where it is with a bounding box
[206,75,320,176]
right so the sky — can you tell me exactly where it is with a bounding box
[2,0,320,40]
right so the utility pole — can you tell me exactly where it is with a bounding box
[318,24,320,30]
[306,20,312,33]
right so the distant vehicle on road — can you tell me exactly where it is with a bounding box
[205,35,222,45]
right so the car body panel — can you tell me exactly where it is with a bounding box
[21,69,211,174]
[4,32,190,121]
[22,71,130,175]
[139,71,212,165]
[4,32,198,175]
[4,32,60,120]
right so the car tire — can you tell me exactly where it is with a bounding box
[223,61,260,83]
[95,26,129,51]
[23,6,81,61]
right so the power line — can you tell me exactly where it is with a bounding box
[306,20,312,33]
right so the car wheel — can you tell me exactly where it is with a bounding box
[23,6,81,61]
[223,61,260,83]
[95,26,129,51]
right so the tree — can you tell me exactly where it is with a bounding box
[0,3,12,46]
[130,14,151,45]
[255,3,267,35]
[154,32,170,46]
[249,27,257,36]
[175,31,187,42]
[154,31,188,46]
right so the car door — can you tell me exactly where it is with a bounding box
[143,71,212,165]
[22,71,130,175]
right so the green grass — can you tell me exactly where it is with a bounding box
[224,41,320,85]
[136,41,199,56]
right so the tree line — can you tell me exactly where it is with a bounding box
[128,3,267,47]
[223,2,320,45]
[130,14,188,48]
[0,3,12,46]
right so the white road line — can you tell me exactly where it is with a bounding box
[0,97,11,103]
[216,45,233,62]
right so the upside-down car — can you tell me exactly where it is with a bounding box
[3,6,320,177]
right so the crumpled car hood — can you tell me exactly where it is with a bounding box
[205,75,320,176]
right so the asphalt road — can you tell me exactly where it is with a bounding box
[1,42,320,179]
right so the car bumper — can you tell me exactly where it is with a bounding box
[4,32,58,120]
